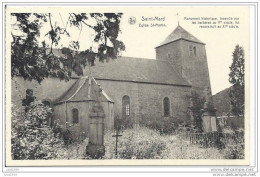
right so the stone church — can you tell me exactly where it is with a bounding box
[12,25,214,132]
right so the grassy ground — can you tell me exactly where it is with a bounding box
[62,126,244,159]
[103,127,224,159]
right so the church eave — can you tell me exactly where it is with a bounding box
[71,77,192,87]
[54,99,114,105]
[155,38,206,49]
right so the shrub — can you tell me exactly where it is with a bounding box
[114,116,136,130]
[104,127,167,159]
[104,126,224,159]
[221,129,244,159]
[139,116,189,134]
[11,102,67,160]
[187,91,206,133]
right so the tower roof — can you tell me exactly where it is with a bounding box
[156,25,205,48]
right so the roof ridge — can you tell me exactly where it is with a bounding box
[177,25,203,42]
[66,76,88,101]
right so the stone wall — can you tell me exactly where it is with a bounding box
[137,82,191,120]
[12,77,191,125]
[97,80,191,121]
[11,77,76,107]
[53,101,114,133]
[156,40,213,101]
[156,40,182,75]
[180,40,212,101]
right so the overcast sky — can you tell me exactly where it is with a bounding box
[10,6,249,95]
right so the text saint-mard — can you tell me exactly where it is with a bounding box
[141,16,166,21]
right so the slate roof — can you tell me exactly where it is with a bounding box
[49,25,195,87]
[156,25,205,48]
[78,57,191,87]
[54,76,114,104]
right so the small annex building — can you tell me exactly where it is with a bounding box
[53,76,114,136]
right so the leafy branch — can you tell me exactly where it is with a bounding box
[11,13,125,83]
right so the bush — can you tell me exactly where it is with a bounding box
[11,102,67,160]
[139,116,189,134]
[187,91,206,133]
[104,127,224,159]
[114,116,136,130]
[104,127,167,159]
[221,129,244,159]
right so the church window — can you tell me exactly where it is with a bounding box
[193,46,197,56]
[163,97,170,117]
[189,45,193,56]
[122,95,130,118]
[72,108,79,124]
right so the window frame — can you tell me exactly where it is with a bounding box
[122,95,130,118]
[163,97,170,117]
[189,45,193,56]
[193,46,197,56]
[72,108,79,124]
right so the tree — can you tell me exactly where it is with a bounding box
[11,13,125,83]
[229,45,245,116]
[188,91,206,133]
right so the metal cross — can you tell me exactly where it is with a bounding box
[112,117,122,158]
[176,13,180,26]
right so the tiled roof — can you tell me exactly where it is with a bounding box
[54,76,114,104]
[156,25,205,48]
[48,49,190,86]
[76,57,191,87]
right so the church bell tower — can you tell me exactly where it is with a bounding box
[155,25,213,102]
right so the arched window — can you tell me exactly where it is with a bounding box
[163,97,170,117]
[122,95,130,118]
[189,45,193,56]
[72,108,79,124]
[193,46,197,56]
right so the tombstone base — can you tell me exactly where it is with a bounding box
[86,144,105,159]
[202,108,217,133]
